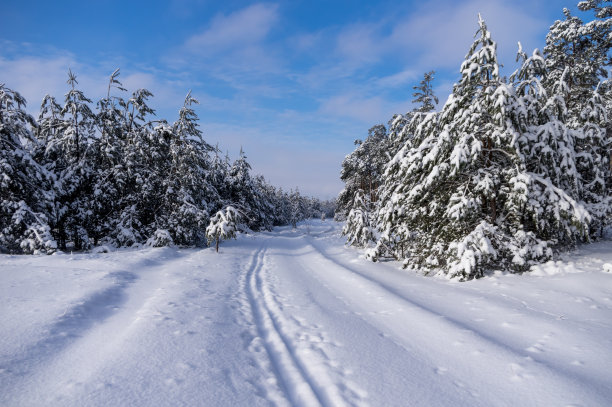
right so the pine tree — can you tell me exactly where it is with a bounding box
[543,5,612,126]
[206,206,241,252]
[156,92,217,246]
[543,3,612,237]
[0,84,56,253]
[574,87,611,236]
[372,16,595,278]
[37,70,96,250]
[336,125,389,220]
[289,188,304,228]
[342,189,375,247]
[509,48,591,259]
[90,69,130,246]
[228,148,258,229]
[412,71,439,113]
[101,79,157,247]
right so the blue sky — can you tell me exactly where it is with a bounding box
[1,0,576,198]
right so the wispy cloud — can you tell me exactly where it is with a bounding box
[388,0,545,70]
[175,3,282,75]
[184,3,278,54]
[375,69,419,88]
[334,23,387,66]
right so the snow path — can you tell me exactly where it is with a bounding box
[1,221,611,406]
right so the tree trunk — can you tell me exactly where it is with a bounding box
[215,236,219,253]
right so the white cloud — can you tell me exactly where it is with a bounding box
[318,93,411,124]
[168,2,286,96]
[335,23,385,66]
[184,3,278,55]
[0,54,103,112]
[389,0,545,71]
[376,69,419,88]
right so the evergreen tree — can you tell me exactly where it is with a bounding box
[342,189,374,247]
[206,206,241,252]
[289,188,304,228]
[543,3,612,237]
[575,87,611,236]
[412,71,439,113]
[336,124,389,220]
[373,16,590,279]
[103,83,157,247]
[543,5,612,126]
[42,70,96,250]
[90,69,130,245]
[227,148,259,229]
[0,85,56,253]
[509,48,591,257]
[156,92,217,246]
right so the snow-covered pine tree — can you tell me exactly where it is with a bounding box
[44,70,97,250]
[227,148,262,230]
[157,92,218,246]
[289,188,305,228]
[206,206,241,252]
[385,71,440,162]
[508,48,591,262]
[252,175,276,230]
[543,4,611,126]
[209,144,230,208]
[543,2,612,237]
[90,69,130,246]
[104,83,157,247]
[373,72,441,260]
[275,187,292,226]
[336,124,389,220]
[342,189,375,247]
[402,16,516,278]
[574,86,611,236]
[412,70,439,113]
[0,84,56,253]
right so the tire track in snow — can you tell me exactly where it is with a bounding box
[301,235,611,405]
[244,243,349,407]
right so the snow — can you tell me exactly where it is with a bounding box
[1,220,611,406]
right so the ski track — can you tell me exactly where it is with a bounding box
[243,241,357,407]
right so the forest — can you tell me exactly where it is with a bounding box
[338,1,612,279]
[0,70,334,254]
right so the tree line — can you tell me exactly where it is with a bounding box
[0,70,334,254]
[339,1,612,279]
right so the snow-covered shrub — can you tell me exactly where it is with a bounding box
[146,229,174,247]
[206,206,242,252]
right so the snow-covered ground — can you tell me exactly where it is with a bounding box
[1,220,611,407]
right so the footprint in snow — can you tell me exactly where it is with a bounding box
[435,367,448,375]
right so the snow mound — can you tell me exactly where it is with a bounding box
[530,260,583,276]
